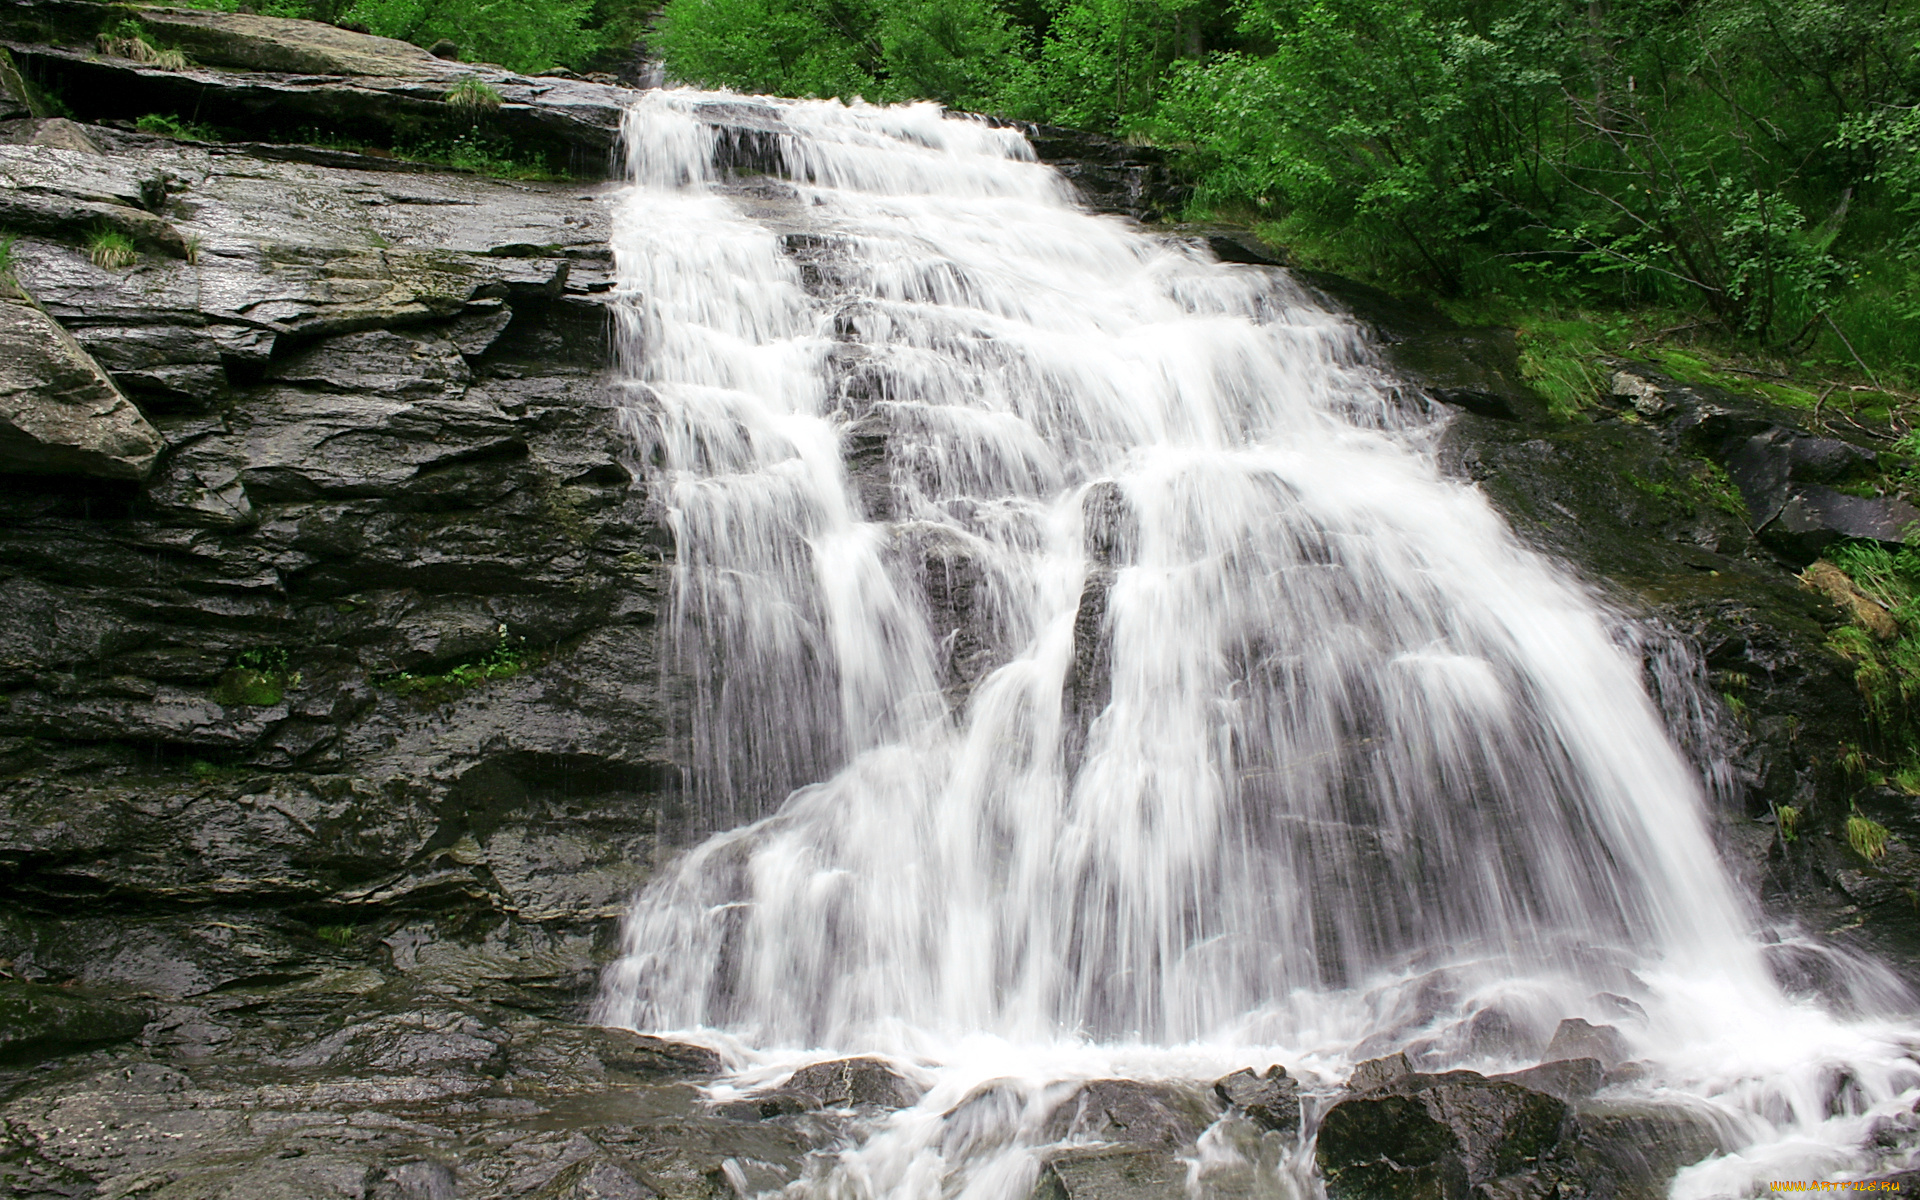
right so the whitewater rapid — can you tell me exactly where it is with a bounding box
[594,91,1920,1198]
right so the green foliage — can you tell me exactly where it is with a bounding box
[344,0,598,74]
[444,76,503,110]
[135,112,220,141]
[1776,803,1801,843]
[653,0,1034,108]
[85,229,136,269]
[376,628,535,698]
[0,234,14,277]
[394,130,564,179]
[315,924,356,947]
[214,647,300,707]
[1822,544,1920,802]
[1849,812,1892,861]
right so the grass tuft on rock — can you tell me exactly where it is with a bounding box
[85,229,136,269]
[1849,812,1892,862]
[98,23,190,71]
[134,112,220,141]
[445,77,503,111]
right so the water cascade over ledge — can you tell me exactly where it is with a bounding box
[596,90,1920,1196]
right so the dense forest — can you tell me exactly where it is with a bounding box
[195,0,1917,389]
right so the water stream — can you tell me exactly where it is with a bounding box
[594,91,1920,1197]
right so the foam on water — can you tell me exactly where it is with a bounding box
[596,89,1920,1197]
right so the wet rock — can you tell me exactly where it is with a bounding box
[1460,1005,1549,1062]
[1040,1078,1216,1150]
[369,1159,461,1199]
[1347,1050,1415,1092]
[0,295,163,478]
[1316,1068,1567,1200]
[1563,1100,1732,1200]
[0,980,147,1061]
[1385,328,1546,422]
[713,1089,819,1121]
[533,1155,657,1199]
[508,1026,723,1082]
[785,1056,924,1109]
[1213,1065,1300,1133]
[1765,485,1920,562]
[1542,1018,1629,1069]
[1491,1057,1605,1103]
[1019,124,1189,221]
[0,116,101,152]
[1033,1145,1184,1200]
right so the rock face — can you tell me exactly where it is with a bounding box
[0,0,631,172]
[0,292,164,478]
[0,37,786,1197]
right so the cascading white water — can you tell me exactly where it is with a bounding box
[597,90,1920,1196]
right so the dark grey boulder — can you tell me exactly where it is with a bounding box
[1040,1078,1217,1150]
[1213,1065,1301,1133]
[786,1056,925,1109]
[1347,1050,1416,1092]
[1491,1057,1605,1103]
[1317,1069,1566,1200]
[1542,1018,1630,1069]
[1562,1101,1733,1200]
[1320,1060,1732,1200]
[1765,485,1920,562]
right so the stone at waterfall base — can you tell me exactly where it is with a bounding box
[1317,1055,1731,1200]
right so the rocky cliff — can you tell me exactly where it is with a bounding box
[0,5,1911,1198]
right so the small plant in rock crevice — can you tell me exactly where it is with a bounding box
[134,113,219,142]
[444,77,503,112]
[1850,811,1892,862]
[314,925,356,948]
[213,646,301,708]
[375,626,537,699]
[98,23,190,71]
[85,228,136,269]
[1813,542,1920,862]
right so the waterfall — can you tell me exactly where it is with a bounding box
[596,91,1920,1196]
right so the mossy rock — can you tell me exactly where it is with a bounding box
[0,979,147,1063]
[212,667,283,707]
